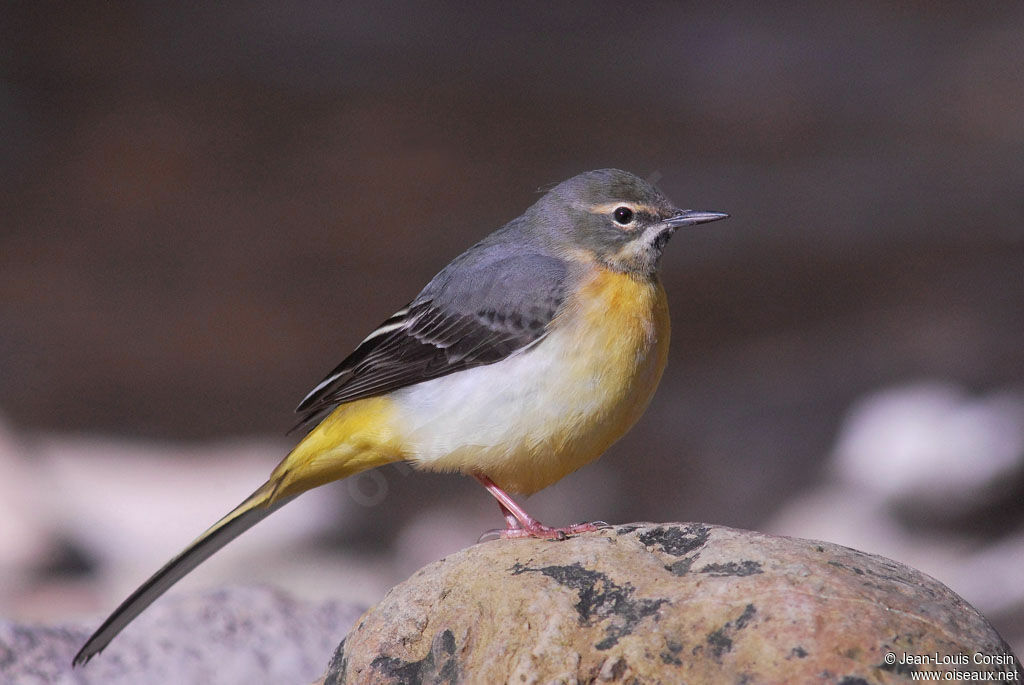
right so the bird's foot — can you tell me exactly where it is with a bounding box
[502,520,607,540]
[479,520,610,542]
[472,474,610,541]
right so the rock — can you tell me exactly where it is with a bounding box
[324,523,1022,684]
[1,586,363,685]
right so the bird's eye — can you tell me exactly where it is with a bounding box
[613,206,635,225]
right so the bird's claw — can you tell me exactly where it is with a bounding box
[477,528,506,543]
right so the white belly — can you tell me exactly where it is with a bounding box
[389,272,670,494]
[393,324,595,456]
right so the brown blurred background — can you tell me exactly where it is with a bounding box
[2,1,1023,654]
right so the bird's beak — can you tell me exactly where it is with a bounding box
[648,209,728,255]
[662,209,730,228]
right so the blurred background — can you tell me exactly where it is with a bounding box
[3,0,1022,656]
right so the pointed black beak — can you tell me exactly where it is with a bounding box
[662,209,730,228]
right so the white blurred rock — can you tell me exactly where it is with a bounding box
[3,428,355,622]
[767,381,1024,639]
[0,417,55,601]
[35,435,335,570]
[832,383,1024,515]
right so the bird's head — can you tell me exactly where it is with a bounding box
[530,169,728,277]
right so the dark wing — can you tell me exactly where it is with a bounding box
[294,251,567,427]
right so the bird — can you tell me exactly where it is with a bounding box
[73,168,727,665]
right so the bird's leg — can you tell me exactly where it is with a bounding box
[473,474,605,540]
[498,502,522,531]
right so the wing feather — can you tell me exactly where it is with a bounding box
[294,251,567,427]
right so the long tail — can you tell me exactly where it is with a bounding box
[72,396,403,666]
[72,480,293,666]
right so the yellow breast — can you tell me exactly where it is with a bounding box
[544,268,671,478]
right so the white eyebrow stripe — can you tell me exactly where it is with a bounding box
[583,201,661,215]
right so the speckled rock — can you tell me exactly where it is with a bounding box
[322,523,1021,684]
[1,586,363,685]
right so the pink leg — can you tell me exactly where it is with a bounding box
[473,474,606,540]
[497,502,522,531]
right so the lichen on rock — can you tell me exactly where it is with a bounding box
[323,523,1022,684]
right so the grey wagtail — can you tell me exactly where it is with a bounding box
[73,168,727,665]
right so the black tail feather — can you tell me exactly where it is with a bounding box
[72,485,295,666]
